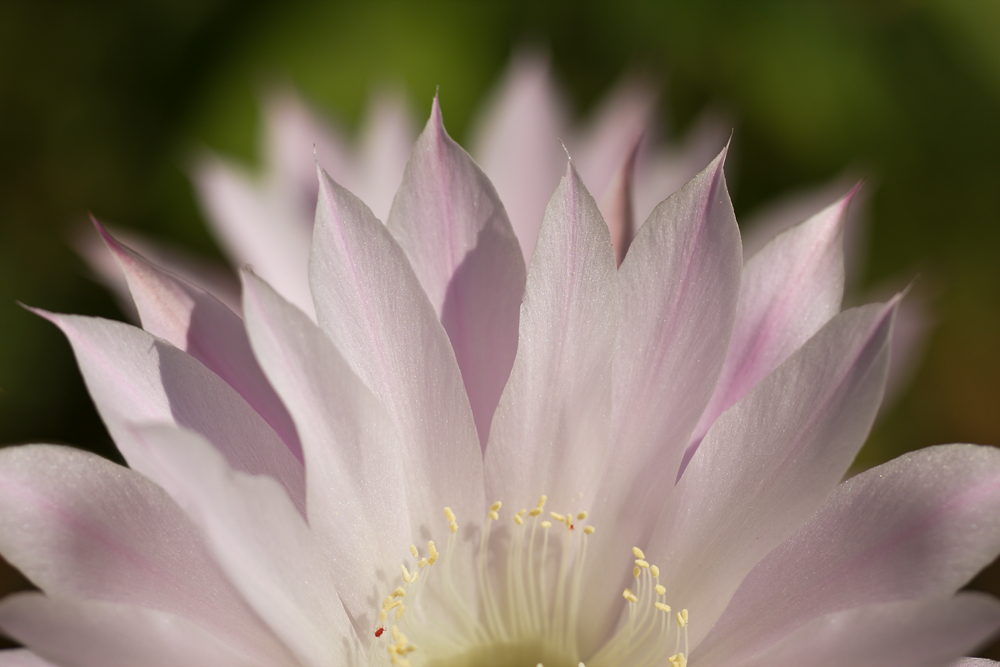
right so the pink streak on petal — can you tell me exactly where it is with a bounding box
[310,168,485,527]
[598,138,640,267]
[95,221,302,463]
[388,97,526,449]
[31,309,305,514]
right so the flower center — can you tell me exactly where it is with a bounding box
[368,496,689,667]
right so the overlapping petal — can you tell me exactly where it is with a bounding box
[485,161,618,512]
[387,98,526,448]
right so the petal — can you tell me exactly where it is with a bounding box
[649,297,898,649]
[241,271,410,633]
[96,222,302,462]
[597,140,640,267]
[129,424,356,667]
[0,650,55,667]
[727,594,1000,667]
[470,50,567,263]
[685,190,852,466]
[387,97,526,448]
[357,87,415,222]
[36,310,305,513]
[0,445,293,665]
[484,162,618,512]
[309,168,485,524]
[74,224,241,319]
[580,149,742,646]
[193,155,315,317]
[952,660,1000,667]
[698,443,1000,665]
[0,594,269,667]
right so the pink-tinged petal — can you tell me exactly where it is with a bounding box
[470,50,568,263]
[598,140,640,267]
[728,593,1000,667]
[867,277,935,412]
[96,223,301,462]
[0,650,55,667]
[262,88,353,219]
[484,162,618,512]
[579,149,742,647]
[648,298,899,649]
[129,424,357,667]
[357,88,415,222]
[0,594,272,667]
[698,443,1000,665]
[387,98,526,448]
[242,271,410,633]
[193,155,315,317]
[952,660,1000,667]
[309,170,485,528]
[34,310,305,513]
[684,191,852,468]
[74,223,242,319]
[571,75,658,203]
[0,445,295,665]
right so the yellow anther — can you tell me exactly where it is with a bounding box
[622,588,634,601]
[635,559,650,568]
[655,602,672,613]
[676,609,689,627]
[396,604,406,621]
[537,495,548,508]
[668,654,687,667]
[633,566,640,578]
[417,558,428,568]
[391,587,406,599]
[379,608,388,623]
[528,507,542,517]
[449,521,458,534]
[444,507,456,522]
[409,544,418,558]
[632,546,645,559]
[514,514,524,526]
[490,501,502,512]
[583,525,595,535]
[541,521,552,528]
[550,512,566,522]
[384,599,402,612]
[577,511,588,520]
[655,584,666,596]
[401,564,411,582]
[489,510,499,521]
[650,564,660,578]
[392,626,403,643]
[427,541,439,565]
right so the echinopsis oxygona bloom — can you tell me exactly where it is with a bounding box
[0,88,998,667]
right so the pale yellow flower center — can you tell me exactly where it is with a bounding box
[367,496,689,667]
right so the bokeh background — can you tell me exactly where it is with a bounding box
[2,0,1000,658]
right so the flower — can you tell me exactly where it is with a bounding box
[1,80,999,667]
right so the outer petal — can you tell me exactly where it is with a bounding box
[130,424,357,667]
[37,311,304,512]
[952,660,1000,667]
[648,298,898,649]
[0,650,55,667]
[0,445,294,665]
[309,169,484,525]
[729,594,1000,667]
[697,444,1000,665]
[580,149,742,648]
[470,50,567,263]
[685,191,851,464]
[242,271,410,633]
[598,140,640,267]
[387,97,526,448]
[97,223,301,461]
[193,156,315,317]
[484,162,618,512]
[0,594,270,667]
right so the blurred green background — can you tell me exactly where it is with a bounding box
[2,0,1000,658]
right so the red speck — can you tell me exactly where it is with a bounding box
[570,524,575,530]
[375,627,384,638]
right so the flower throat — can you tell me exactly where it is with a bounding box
[367,495,690,667]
